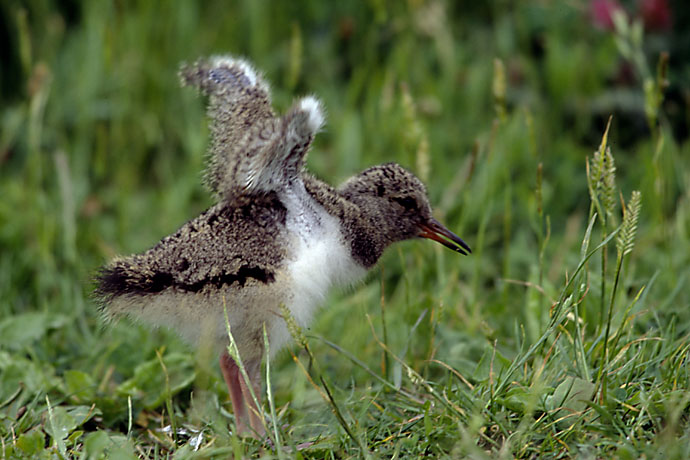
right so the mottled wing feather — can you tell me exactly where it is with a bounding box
[180,56,325,200]
[278,96,325,183]
[95,194,288,308]
[180,56,275,197]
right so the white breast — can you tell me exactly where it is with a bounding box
[268,184,366,354]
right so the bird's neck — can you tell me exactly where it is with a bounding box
[301,173,393,268]
[281,181,326,241]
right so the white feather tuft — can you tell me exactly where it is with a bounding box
[299,96,325,133]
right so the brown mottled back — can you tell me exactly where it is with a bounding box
[96,193,289,307]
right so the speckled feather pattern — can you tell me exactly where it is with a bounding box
[304,164,434,267]
[179,57,324,201]
[96,193,288,303]
[96,55,452,362]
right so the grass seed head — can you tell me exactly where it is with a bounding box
[617,190,642,256]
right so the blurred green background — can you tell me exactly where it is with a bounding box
[1,0,689,457]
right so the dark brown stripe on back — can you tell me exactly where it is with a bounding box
[96,264,275,299]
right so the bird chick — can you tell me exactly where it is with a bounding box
[96,55,470,437]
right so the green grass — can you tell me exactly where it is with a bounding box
[2,1,690,458]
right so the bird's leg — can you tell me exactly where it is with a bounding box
[239,358,265,437]
[219,351,250,435]
[219,351,265,437]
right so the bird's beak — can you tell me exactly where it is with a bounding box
[418,218,471,255]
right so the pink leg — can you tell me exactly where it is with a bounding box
[219,352,264,437]
[220,352,249,434]
[239,358,264,436]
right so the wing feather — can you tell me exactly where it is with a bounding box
[180,56,325,200]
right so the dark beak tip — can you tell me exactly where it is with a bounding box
[420,218,472,256]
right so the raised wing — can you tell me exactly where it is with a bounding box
[180,56,324,201]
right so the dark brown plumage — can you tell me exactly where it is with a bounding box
[96,193,287,303]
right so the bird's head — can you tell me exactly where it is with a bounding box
[341,163,471,256]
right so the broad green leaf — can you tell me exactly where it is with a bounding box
[84,431,138,460]
[16,429,45,456]
[64,369,96,402]
[0,351,58,406]
[117,352,196,408]
[0,312,68,350]
[67,429,84,445]
[83,430,111,457]
[545,376,595,428]
[44,405,100,445]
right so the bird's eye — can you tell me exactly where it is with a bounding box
[393,196,417,211]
